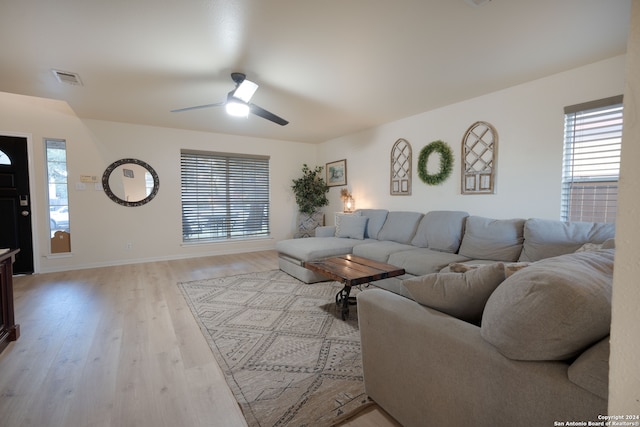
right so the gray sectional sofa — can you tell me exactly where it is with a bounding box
[275,209,616,426]
[276,209,613,287]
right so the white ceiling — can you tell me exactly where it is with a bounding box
[0,0,631,143]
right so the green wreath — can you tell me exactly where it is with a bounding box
[418,140,454,185]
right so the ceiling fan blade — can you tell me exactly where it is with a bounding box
[249,104,289,126]
[170,102,224,113]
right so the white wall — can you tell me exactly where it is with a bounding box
[0,92,316,273]
[609,0,640,414]
[318,55,626,223]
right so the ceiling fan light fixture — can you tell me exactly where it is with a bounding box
[225,100,250,117]
[233,79,259,103]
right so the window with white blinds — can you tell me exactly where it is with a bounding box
[181,150,270,242]
[561,95,623,223]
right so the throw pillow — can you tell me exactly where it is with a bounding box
[575,242,603,253]
[402,262,506,324]
[448,262,483,273]
[335,214,368,239]
[481,250,614,361]
[447,262,530,278]
[355,209,388,239]
[503,262,531,277]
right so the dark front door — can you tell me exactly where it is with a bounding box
[0,136,34,274]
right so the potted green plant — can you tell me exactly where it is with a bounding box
[291,164,329,237]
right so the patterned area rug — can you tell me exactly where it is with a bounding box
[178,270,368,427]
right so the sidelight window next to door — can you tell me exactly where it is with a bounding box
[45,139,71,253]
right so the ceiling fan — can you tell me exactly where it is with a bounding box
[171,72,289,126]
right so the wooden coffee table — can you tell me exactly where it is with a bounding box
[303,254,405,320]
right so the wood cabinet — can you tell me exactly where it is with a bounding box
[0,249,20,354]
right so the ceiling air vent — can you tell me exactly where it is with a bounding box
[51,69,83,86]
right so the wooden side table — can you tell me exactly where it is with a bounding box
[0,249,20,354]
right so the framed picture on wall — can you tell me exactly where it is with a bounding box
[326,159,347,187]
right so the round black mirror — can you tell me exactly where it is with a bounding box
[102,158,159,207]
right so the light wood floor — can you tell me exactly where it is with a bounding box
[0,250,400,427]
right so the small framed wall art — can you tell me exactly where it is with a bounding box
[326,159,347,187]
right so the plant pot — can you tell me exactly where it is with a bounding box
[294,211,325,238]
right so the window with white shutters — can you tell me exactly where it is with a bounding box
[561,95,623,223]
[181,150,270,242]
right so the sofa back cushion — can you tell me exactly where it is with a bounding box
[481,250,614,361]
[410,210,469,253]
[355,209,389,239]
[519,218,616,262]
[458,216,525,261]
[376,211,424,244]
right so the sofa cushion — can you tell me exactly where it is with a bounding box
[335,214,368,239]
[275,236,369,262]
[403,263,506,324]
[353,241,416,263]
[410,210,469,253]
[519,218,616,262]
[388,248,471,276]
[355,209,389,239]
[481,250,614,361]
[376,211,424,244]
[458,216,525,262]
[568,336,610,400]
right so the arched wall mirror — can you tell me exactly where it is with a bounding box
[102,158,159,207]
